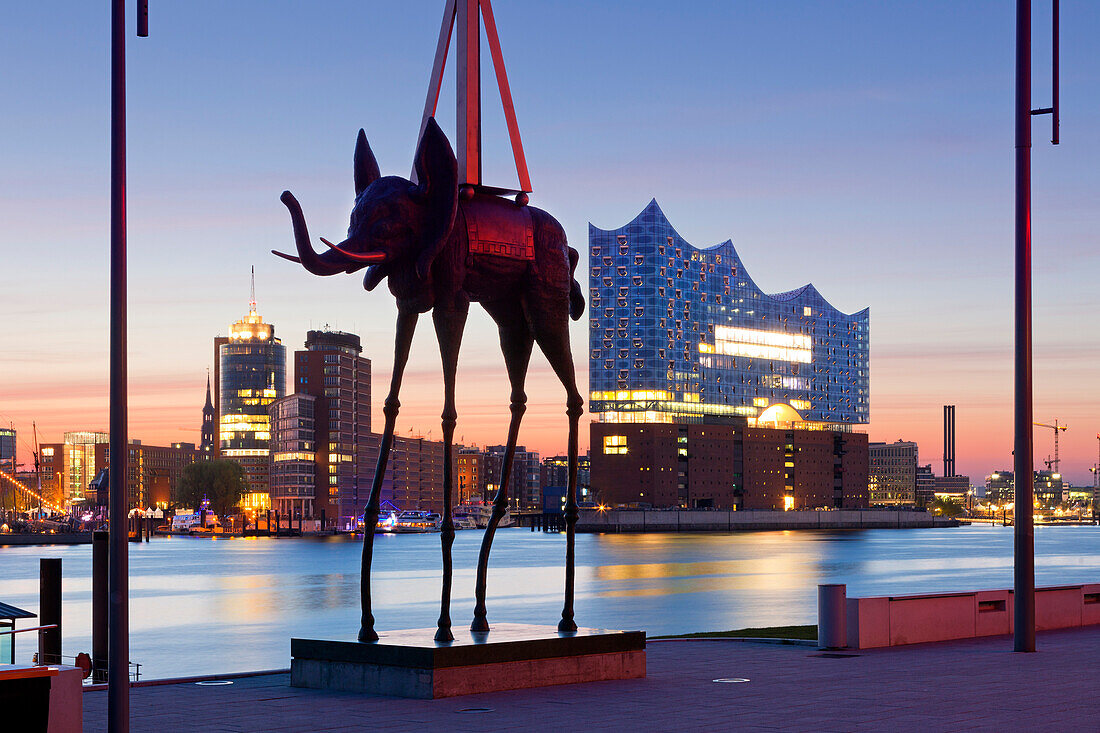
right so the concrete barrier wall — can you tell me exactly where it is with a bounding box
[577,509,955,533]
[846,584,1100,649]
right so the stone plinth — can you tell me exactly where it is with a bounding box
[291,623,646,698]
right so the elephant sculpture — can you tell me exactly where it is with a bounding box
[274,118,585,642]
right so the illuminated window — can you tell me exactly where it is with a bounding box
[603,435,628,455]
[783,495,795,511]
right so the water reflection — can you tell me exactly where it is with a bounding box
[1,524,1099,678]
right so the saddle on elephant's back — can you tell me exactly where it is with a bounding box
[461,194,535,261]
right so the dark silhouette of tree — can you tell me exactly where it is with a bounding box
[175,459,247,517]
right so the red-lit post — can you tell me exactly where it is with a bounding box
[1012,0,1035,656]
[109,2,147,730]
[1014,0,1059,654]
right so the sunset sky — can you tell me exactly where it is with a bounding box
[3,1,1099,484]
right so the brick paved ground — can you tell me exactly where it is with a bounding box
[83,627,1099,732]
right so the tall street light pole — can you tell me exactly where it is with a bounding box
[1014,0,1058,654]
[109,1,147,730]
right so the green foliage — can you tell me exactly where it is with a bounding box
[175,459,248,516]
[930,496,965,518]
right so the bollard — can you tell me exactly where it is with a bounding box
[39,558,62,665]
[817,583,847,650]
[92,531,109,681]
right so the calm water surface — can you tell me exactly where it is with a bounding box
[2,524,1099,678]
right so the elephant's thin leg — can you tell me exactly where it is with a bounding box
[359,308,419,643]
[528,300,584,632]
[433,302,469,643]
[472,302,534,632]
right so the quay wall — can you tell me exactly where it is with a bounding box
[0,532,93,546]
[577,509,960,533]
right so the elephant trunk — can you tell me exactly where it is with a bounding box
[278,190,351,276]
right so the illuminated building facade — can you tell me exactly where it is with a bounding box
[268,393,317,519]
[0,427,14,467]
[541,454,592,504]
[483,444,542,509]
[47,434,198,508]
[591,422,868,509]
[293,330,371,525]
[588,200,869,427]
[61,431,109,503]
[868,441,918,506]
[455,447,485,505]
[218,297,286,504]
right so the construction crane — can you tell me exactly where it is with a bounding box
[1033,419,1068,475]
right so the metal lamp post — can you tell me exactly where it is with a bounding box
[108,1,147,730]
[1013,0,1058,653]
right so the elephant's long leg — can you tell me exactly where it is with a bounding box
[433,302,469,643]
[472,302,534,632]
[359,308,419,643]
[528,301,584,632]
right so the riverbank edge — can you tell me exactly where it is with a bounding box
[578,508,961,533]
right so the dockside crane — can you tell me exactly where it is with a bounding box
[1033,419,1068,475]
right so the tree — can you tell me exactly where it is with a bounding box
[929,496,965,518]
[175,459,248,517]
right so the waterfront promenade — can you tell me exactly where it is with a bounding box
[83,626,1098,731]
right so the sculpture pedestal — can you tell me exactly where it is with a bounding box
[290,623,646,699]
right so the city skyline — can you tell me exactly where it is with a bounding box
[3,2,1100,482]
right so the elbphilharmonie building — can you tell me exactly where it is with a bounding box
[588,200,869,428]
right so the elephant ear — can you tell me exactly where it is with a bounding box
[354,129,381,197]
[412,117,459,280]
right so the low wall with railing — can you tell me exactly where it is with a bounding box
[845,584,1100,649]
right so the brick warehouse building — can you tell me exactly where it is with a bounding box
[591,422,868,510]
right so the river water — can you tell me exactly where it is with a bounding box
[2,524,1098,679]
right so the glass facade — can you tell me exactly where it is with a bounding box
[589,200,869,426]
[0,427,14,464]
[269,393,317,518]
[62,431,109,502]
[219,302,285,495]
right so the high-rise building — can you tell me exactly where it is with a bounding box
[588,200,869,427]
[868,441,918,506]
[200,373,216,459]
[217,289,285,508]
[293,329,371,524]
[269,393,317,519]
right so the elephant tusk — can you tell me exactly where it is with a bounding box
[319,236,388,263]
[271,249,301,263]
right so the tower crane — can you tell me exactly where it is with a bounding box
[1033,419,1068,475]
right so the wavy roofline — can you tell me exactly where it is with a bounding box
[589,199,868,321]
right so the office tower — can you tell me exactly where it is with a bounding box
[217,285,285,507]
[292,329,371,525]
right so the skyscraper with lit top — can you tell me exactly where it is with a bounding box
[217,275,285,508]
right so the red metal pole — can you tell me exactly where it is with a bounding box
[1013,0,1035,654]
[109,0,131,724]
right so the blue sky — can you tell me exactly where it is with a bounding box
[2,1,1098,482]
